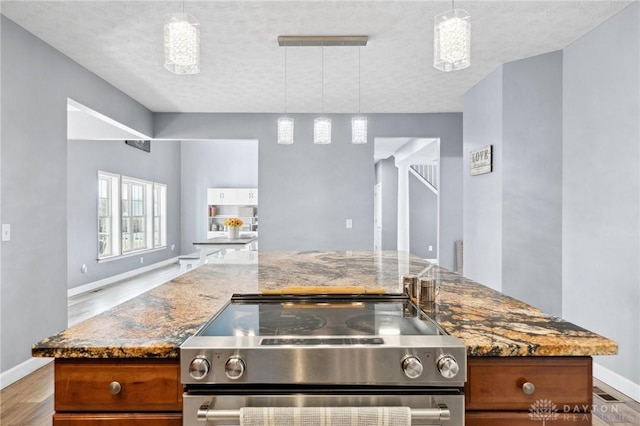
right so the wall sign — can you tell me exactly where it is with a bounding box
[125,140,151,153]
[470,145,492,176]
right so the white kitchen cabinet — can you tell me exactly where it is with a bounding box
[236,188,258,205]
[207,188,257,206]
[206,188,258,238]
[207,188,236,205]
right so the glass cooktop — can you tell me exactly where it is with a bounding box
[197,294,445,338]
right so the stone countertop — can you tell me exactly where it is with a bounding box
[32,251,617,359]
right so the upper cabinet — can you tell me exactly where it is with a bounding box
[207,188,258,206]
[236,188,258,205]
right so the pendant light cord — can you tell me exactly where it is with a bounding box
[284,47,288,114]
[321,46,324,114]
[358,47,361,114]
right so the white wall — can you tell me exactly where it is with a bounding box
[563,2,640,396]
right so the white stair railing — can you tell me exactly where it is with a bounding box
[410,164,438,194]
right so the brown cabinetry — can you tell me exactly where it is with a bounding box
[53,359,182,425]
[465,357,592,425]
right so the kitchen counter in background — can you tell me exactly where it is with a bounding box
[32,250,616,359]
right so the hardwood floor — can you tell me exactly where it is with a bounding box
[1,261,639,425]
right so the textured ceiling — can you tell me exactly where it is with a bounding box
[1,1,633,113]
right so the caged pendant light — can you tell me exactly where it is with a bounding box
[164,1,200,75]
[314,47,332,145]
[351,46,367,144]
[433,0,471,72]
[277,47,294,144]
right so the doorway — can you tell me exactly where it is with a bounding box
[374,138,440,262]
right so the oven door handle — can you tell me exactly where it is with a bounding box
[197,404,451,422]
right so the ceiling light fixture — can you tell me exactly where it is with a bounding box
[433,0,470,72]
[314,46,331,145]
[277,47,294,144]
[351,46,367,144]
[164,2,200,75]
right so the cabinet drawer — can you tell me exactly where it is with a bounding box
[55,359,182,412]
[466,357,592,411]
[53,413,182,425]
[466,411,591,425]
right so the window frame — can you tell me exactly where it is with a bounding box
[97,171,168,262]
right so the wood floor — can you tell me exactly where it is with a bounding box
[1,262,639,425]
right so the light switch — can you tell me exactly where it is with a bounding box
[428,245,433,252]
[346,219,353,229]
[2,224,10,241]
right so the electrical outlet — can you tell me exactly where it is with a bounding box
[171,244,175,251]
[140,257,144,264]
[428,245,433,252]
[346,219,353,229]
[2,224,10,242]
[81,264,88,273]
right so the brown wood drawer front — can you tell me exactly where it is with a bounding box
[466,411,591,425]
[55,359,182,412]
[466,357,592,411]
[53,413,182,425]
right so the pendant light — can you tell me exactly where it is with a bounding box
[433,0,470,72]
[351,46,367,144]
[277,47,294,144]
[164,1,200,74]
[314,47,331,144]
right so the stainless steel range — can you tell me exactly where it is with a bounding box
[181,293,466,425]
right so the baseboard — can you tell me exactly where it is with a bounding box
[0,357,53,390]
[594,361,640,402]
[67,256,180,297]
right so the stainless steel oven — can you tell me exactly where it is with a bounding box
[181,294,466,425]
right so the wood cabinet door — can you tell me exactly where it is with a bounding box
[55,359,182,412]
[466,357,592,411]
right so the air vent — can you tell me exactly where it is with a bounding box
[593,386,620,402]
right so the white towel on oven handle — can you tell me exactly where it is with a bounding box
[239,406,411,426]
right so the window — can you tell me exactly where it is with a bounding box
[154,184,167,248]
[98,172,120,258]
[98,172,167,260]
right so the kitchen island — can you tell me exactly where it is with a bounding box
[33,251,616,425]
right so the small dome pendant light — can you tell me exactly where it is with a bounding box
[277,47,294,144]
[314,47,331,144]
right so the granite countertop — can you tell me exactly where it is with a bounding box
[32,250,617,359]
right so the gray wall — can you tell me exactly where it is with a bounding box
[463,2,639,391]
[1,16,152,373]
[409,173,438,259]
[181,139,258,253]
[563,2,639,386]
[502,51,564,316]
[155,113,463,269]
[377,157,398,251]
[464,51,563,315]
[376,158,438,259]
[67,140,182,289]
[463,67,504,291]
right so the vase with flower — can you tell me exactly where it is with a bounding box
[223,218,243,239]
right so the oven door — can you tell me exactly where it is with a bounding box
[183,388,464,426]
